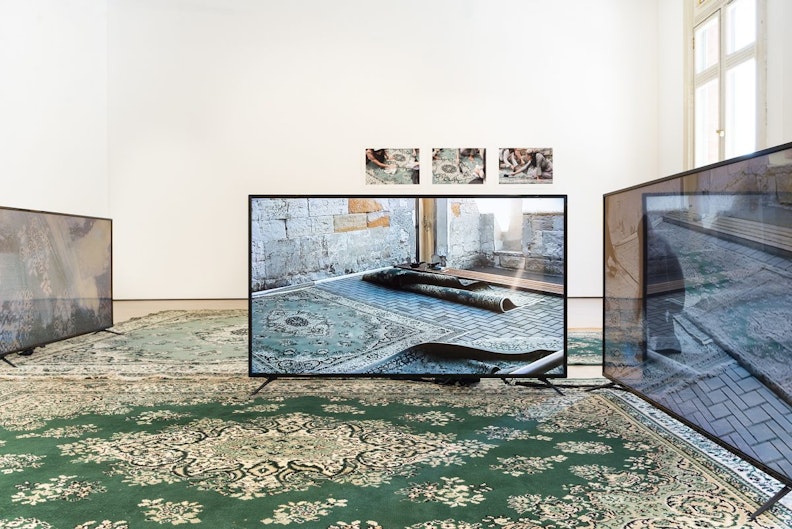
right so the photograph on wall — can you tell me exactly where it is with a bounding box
[499,148,553,184]
[0,207,113,358]
[249,195,567,379]
[365,148,420,185]
[432,148,486,185]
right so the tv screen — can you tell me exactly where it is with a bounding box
[249,195,566,379]
[603,142,792,489]
[0,206,113,362]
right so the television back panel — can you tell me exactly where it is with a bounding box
[0,206,113,356]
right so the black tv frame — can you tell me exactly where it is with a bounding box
[248,194,567,383]
[0,205,113,366]
[602,142,792,517]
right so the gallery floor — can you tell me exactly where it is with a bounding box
[112,297,604,379]
[0,299,792,529]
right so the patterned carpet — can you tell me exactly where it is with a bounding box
[1,378,790,528]
[1,310,598,378]
[1,311,790,527]
[251,287,565,376]
[1,310,248,378]
[250,289,461,375]
[566,329,602,366]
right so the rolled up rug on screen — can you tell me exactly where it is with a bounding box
[362,268,517,312]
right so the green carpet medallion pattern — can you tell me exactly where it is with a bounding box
[0,378,790,528]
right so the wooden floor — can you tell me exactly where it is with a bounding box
[395,264,564,296]
[112,299,246,325]
[442,268,565,296]
[664,211,792,255]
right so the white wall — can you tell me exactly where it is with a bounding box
[108,0,663,299]
[5,0,788,302]
[18,1,778,301]
[657,1,686,177]
[0,0,108,217]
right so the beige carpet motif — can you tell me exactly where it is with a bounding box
[0,378,790,527]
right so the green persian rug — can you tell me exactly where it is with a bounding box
[566,330,603,366]
[0,378,790,528]
[2,310,249,378]
[2,310,600,377]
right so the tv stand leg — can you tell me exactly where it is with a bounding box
[94,329,123,336]
[1,354,17,368]
[750,486,791,521]
[512,377,564,395]
[1,347,35,367]
[539,377,564,395]
[585,382,620,392]
[251,376,277,396]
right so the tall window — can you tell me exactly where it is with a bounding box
[691,0,764,167]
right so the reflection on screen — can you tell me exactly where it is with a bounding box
[604,144,792,488]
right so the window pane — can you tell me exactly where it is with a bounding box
[726,0,756,54]
[725,58,756,158]
[695,78,720,167]
[695,15,719,73]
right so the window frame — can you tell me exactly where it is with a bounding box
[685,0,767,169]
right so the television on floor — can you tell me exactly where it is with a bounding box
[0,206,113,365]
[249,195,567,380]
[603,142,792,497]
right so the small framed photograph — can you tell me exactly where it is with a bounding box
[432,148,486,184]
[499,148,553,184]
[365,148,420,185]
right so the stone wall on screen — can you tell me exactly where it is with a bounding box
[522,212,565,276]
[250,197,416,291]
[445,199,495,270]
[443,199,564,277]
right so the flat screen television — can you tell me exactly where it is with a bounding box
[249,195,566,380]
[603,142,792,502]
[0,206,113,365]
